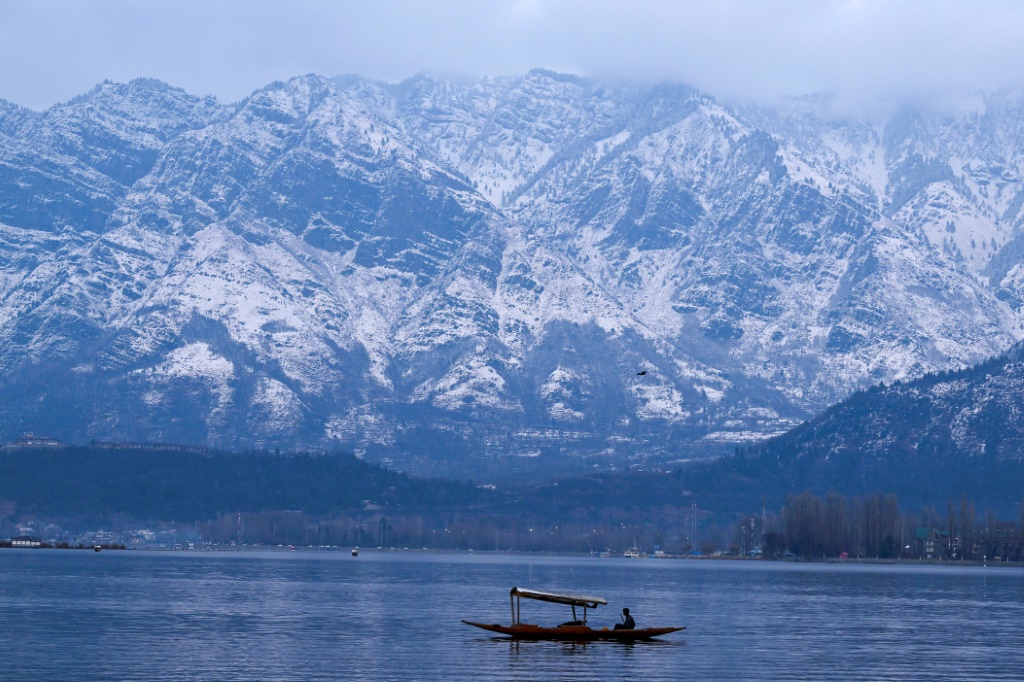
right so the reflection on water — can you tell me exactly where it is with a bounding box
[1,551,1022,681]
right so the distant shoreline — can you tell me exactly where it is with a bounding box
[0,542,126,551]
[6,543,1020,569]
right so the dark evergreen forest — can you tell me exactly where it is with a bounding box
[0,446,494,521]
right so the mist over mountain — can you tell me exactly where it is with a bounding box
[1,71,1022,477]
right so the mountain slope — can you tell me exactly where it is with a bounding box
[754,340,1024,463]
[521,341,1024,515]
[718,340,1024,512]
[0,73,1023,477]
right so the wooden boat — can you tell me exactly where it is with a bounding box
[462,587,685,641]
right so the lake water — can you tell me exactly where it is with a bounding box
[1,550,1022,681]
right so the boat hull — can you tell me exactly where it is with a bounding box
[462,620,684,641]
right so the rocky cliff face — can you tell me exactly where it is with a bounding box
[0,72,1021,476]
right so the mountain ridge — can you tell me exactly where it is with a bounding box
[0,72,1022,477]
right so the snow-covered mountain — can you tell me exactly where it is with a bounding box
[1,72,1022,477]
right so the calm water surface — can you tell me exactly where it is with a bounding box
[2,550,1023,681]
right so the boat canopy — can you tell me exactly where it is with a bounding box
[510,587,607,609]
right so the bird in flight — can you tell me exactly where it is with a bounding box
[636,370,647,376]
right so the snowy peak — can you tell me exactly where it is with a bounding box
[30,78,227,186]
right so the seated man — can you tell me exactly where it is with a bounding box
[613,607,635,630]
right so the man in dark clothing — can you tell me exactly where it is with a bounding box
[613,607,635,629]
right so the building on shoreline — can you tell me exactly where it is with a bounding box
[10,535,42,548]
[4,433,66,450]
[91,440,210,454]
[914,527,949,559]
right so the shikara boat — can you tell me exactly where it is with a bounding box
[462,587,685,641]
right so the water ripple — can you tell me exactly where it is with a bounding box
[1,551,1022,681]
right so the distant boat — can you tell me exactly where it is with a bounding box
[462,587,684,641]
[623,546,640,558]
[351,547,359,557]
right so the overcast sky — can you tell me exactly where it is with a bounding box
[3,0,1024,112]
